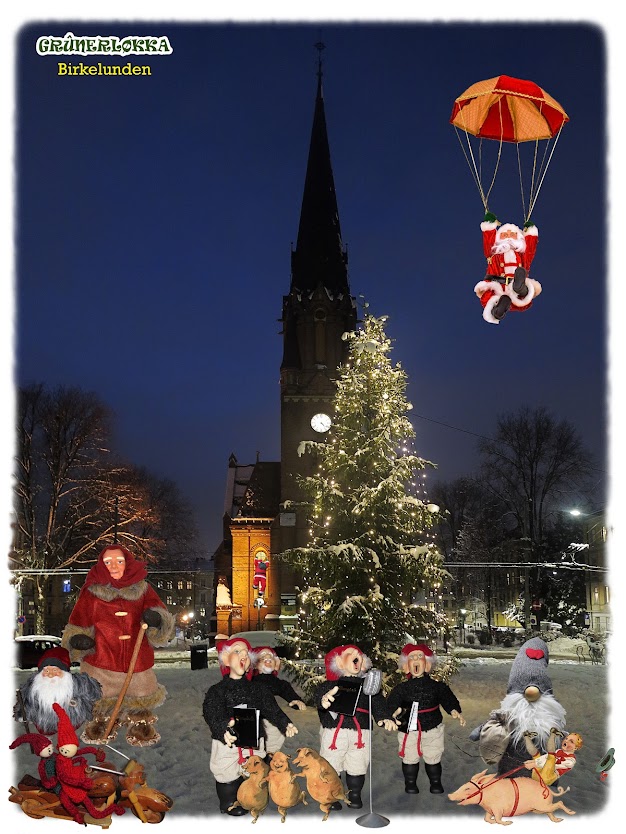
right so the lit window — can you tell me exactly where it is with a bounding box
[166,595,173,606]
[593,587,599,604]
[605,586,610,604]
[187,581,192,590]
[178,581,184,590]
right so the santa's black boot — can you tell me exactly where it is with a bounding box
[216,777,248,816]
[346,774,365,809]
[424,762,444,794]
[402,762,419,794]
[512,267,529,299]
[492,295,512,321]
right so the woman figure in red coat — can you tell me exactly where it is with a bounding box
[62,545,174,746]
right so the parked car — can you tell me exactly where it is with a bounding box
[14,635,63,669]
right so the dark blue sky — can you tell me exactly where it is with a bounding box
[13,20,608,555]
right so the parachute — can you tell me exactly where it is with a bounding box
[450,75,569,221]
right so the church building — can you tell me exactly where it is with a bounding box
[212,55,357,636]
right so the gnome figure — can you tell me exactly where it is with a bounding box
[52,703,125,824]
[9,732,57,789]
[470,637,567,777]
[474,212,542,324]
[13,647,102,736]
[387,643,465,795]
[315,645,396,810]
[251,645,307,754]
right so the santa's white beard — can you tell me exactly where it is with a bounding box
[492,237,525,256]
[31,670,74,713]
[500,691,566,748]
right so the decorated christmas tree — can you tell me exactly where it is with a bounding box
[279,311,450,687]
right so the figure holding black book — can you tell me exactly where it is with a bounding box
[315,644,396,810]
[202,637,299,817]
[387,643,465,796]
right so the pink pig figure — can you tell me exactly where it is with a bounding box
[448,768,576,825]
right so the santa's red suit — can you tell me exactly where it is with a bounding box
[474,218,542,324]
[252,555,269,596]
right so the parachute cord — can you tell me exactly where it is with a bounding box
[527,125,565,219]
[516,144,527,220]
[454,126,488,210]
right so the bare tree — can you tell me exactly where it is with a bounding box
[478,406,596,550]
[11,384,200,631]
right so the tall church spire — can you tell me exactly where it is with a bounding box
[290,43,349,295]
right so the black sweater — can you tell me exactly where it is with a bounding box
[253,673,302,706]
[315,676,391,731]
[202,676,292,743]
[387,674,461,733]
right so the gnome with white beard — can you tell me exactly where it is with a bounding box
[13,647,102,736]
[470,637,566,778]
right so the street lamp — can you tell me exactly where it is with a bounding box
[253,596,265,631]
[459,608,466,644]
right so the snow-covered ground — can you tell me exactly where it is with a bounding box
[7,639,618,833]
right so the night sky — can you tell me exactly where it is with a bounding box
[7,14,612,557]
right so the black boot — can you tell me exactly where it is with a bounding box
[401,762,419,794]
[216,777,248,815]
[346,774,365,809]
[492,295,512,320]
[512,266,529,298]
[424,762,444,794]
[329,801,343,811]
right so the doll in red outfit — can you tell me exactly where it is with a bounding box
[62,544,175,745]
[474,212,542,324]
[9,732,57,789]
[52,704,126,824]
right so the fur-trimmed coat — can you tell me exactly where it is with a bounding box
[62,580,174,674]
[14,671,102,735]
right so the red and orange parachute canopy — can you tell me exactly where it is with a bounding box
[450,75,569,220]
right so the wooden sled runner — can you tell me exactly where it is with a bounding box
[9,758,173,825]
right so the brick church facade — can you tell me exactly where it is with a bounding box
[212,58,357,636]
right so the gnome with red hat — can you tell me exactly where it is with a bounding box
[202,637,299,816]
[9,732,57,789]
[52,703,126,824]
[13,646,102,736]
[387,643,465,795]
[315,644,397,811]
[250,645,307,754]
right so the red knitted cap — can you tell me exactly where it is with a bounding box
[10,733,53,755]
[324,645,369,681]
[401,643,434,658]
[53,703,78,748]
[38,647,71,673]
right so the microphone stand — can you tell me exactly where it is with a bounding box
[356,672,389,828]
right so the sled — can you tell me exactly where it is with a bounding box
[9,759,173,825]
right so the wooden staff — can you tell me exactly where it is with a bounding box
[16,689,32,734]
[102,623,148,741]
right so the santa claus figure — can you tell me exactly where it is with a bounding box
[470,637,567,777]
[315,644,396,811]
[474,212,542,324]
[61,544,175,746]
[13,647,102,737]
[252,553,269,597]
[251,645,307,754]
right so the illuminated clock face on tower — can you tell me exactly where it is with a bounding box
[311,412,332,433]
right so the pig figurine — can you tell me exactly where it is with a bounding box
[261,750,308,822]
[292,747,347,821]
[448,768,576,825]
[228,755,270,823]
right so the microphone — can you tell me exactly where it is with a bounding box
[362,668,382,696]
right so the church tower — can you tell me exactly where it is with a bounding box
[213,47,356,634]
[278,47,357,575]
